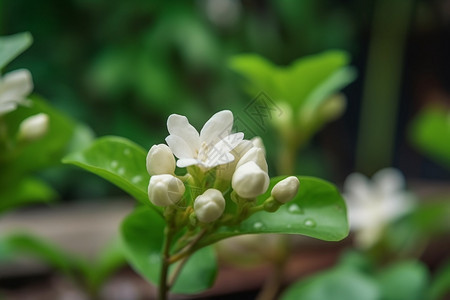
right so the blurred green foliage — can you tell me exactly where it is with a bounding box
[1,0,362,194]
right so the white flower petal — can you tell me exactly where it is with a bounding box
[167,114,200,150]
[372,168,405,195]
[165,135,195,159]
[212,132,244,153]
[0,102,17,115]
[343,173,372,203]
[177,158,201,168]
[204,152,234,168]
[200,110,233,145]
[0,69,33,103]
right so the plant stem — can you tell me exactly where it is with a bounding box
[256,235,290,300]
[169,229,207,264]
[159,226,173,300]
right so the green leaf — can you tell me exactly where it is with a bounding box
[63,136,153,208]
[82,237,126,293]
[409,106,450,169]
[229,51,355,111]
[0,177,56,214]
[0,32,33,69]
[200,176,348,247]
[376,260,429,300]
[1,96,76,181]
[428,260,450,300]
[0,232,78,276]
[280,266,380,300]
[120,206,218,294]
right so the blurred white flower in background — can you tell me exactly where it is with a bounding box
[343,168,415,249]
[17,113,49,141]
[0,69,33,115]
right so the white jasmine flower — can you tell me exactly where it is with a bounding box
[0,69,33,115]
[343,168,415,249]
[148,174,185,207]
[165,110,244,170]
[232,161,269,199]
[271,176,300,203]
[146,144,176,176]
[194,189,226,223]
[17,113,49,141]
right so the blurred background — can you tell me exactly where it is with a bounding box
[1,0,450,299]
[2,0,449,201]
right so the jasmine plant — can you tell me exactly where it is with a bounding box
[64,109,349,299]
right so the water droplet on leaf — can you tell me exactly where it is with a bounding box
[149,253,159,264]
[132,175,142,183]
[288,204,303,214]
[117,167,125,175]
[110,160,118,168]
[253,222,264,230]
[123,148,131,156]
[304,219,316,228]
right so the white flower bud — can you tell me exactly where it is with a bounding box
[271,176,300,203]
[232,161,269,199]
[146,144,176,176]
[251,136,266,155]
[17,113,49,141]
[148,174,185,206]
[235,147,268,173]
[194,189,225,223]
[216,140,253,181]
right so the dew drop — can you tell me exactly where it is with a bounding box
[132,175,142,184]
[110,160,118,168]
[304,219,316,228]
[149,253,159,264]
[123,148,131,156]
[286,224,292,229]
[288,204,303,214]
[118,167,125,175]
[253,222,264,230]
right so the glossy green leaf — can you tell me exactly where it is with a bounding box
[0,177,56,214]
[280,266,379,300]
[0,32,33,69]
[200,176,348,247]
[63,136,152,208]
[376,260,429,300]
[410,106,450,169]
[120,206,218,294]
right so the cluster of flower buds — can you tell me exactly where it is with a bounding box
[146,110,300,226]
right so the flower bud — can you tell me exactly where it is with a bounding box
[146,144,176,176]
[194,189,225,223]
[148,174,185,206]
[17,113,49,141]
[251,136,266,155]
[216,140,253,181]
[232,161,269,199]
[271,176,300,203]
[235,147,268,173]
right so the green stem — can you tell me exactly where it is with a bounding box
[256,235,290,300]
[355,0,413,174]
[159,226,173,300]
[169,229,207,264]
